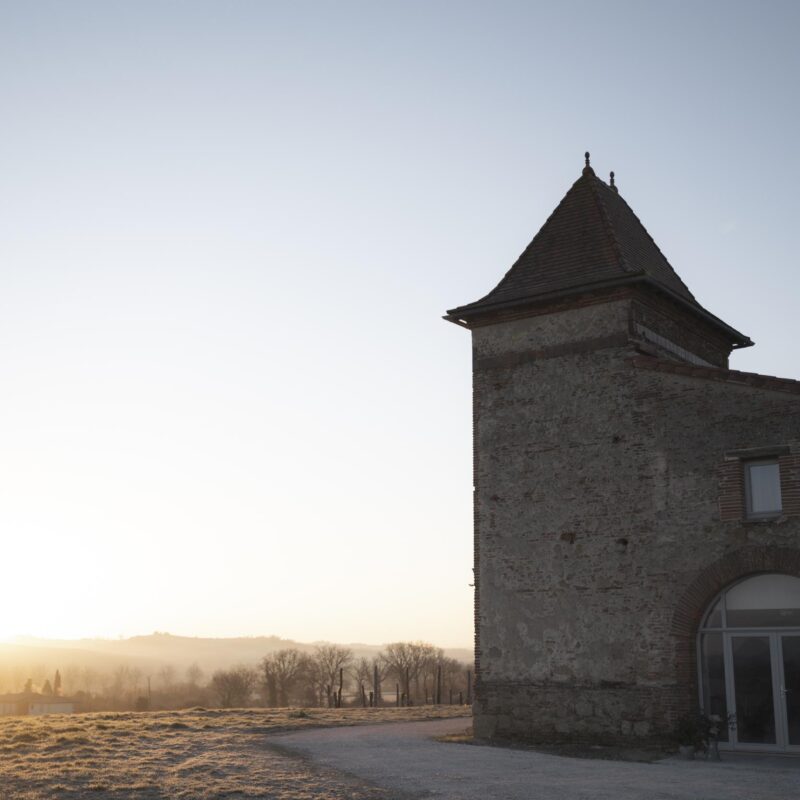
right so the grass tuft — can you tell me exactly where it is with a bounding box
[0,705,469,798]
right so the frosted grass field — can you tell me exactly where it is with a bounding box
[0,706,469,798]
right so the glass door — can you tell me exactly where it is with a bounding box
[700,576,800,752]
[779,635,800,750]
[726,632,800,751]
[728,634,779,747]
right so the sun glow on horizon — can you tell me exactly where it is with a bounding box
[1,1,798,649]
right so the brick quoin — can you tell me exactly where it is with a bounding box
[780,454,800,516]
[718,460,744,521]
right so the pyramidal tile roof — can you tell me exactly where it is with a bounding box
[446,156,749,346]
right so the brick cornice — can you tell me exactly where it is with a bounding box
[476,333,630,371]
[631,355,800,395]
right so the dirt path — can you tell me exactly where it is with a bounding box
[273,717,800,800]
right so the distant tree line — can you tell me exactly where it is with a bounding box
[213,642,471,709]
[0,642,472,712]
[0,662,210,712]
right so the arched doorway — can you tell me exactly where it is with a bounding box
[699,574,800,752]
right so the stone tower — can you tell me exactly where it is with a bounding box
[446,155,800,748]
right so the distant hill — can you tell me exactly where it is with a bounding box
[2,634,472,674]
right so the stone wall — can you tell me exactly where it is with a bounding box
[471,296,800,743]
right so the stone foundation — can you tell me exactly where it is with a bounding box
[474,681,684,744]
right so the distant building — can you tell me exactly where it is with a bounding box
[0,693,76,716]
[445,155,800,752]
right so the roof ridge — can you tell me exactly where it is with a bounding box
[464,173,592,307]
[606,184,697,301]
[586,175,634,274]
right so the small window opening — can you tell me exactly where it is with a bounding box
[744,459,782,518]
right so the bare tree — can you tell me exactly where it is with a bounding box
[350,657,371,706]
[298,653,325,706]
[261,649,308,707]
[380,642,437,704]
[440,657,468,700]
[351,657,371,692]
[186,663,204,687]
[418,647,445,703]
[111,665,134,706]
[129,667,143,696]
[157,664,176,691]
[210,665,257,708]
[313,645,353,707]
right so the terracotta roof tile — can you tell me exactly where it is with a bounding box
[449,166,700,317]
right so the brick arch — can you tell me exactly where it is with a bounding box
[670,546,800,709]
[670,546,800,711]
[671,546,800,637]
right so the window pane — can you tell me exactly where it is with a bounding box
[732,636,776,744]
[727,608,800,627]
[727,575,800,610]
[748,462,782,514]
[701,633,729,741]
[726,574,800,627]
[704,598,723,628]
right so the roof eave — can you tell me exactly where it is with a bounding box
[444,275,753,348]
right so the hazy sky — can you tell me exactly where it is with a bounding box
[0,1,798,645]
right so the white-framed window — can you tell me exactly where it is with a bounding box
[744,459,782,518]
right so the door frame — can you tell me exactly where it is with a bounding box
[777,633,800,754]
[710,630,800,753]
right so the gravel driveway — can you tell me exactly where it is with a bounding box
[273,717,800,800]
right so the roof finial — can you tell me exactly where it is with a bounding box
[582,151,594,176]
[609,170,618,192]
[585,151,590,168]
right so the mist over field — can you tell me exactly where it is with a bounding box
[1,633,472,675]
[0,633,474,714]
